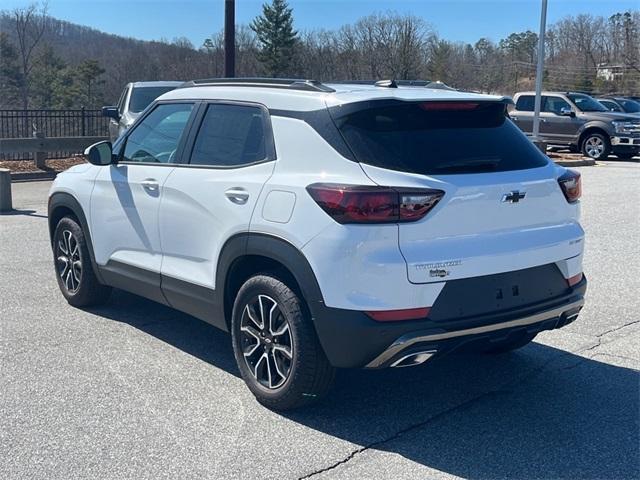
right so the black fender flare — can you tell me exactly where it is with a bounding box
[48,192,105,284]
[215,232,326,323]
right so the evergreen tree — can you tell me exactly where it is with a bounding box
[76,59,105,106]
[250,0,298,77]
[0,32,21,107]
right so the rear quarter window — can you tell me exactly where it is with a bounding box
[332,101,549,175]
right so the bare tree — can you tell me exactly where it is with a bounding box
[12,2,48,109]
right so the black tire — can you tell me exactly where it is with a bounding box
[483,332,537,354]
[231,274,335,410]
[581,132,611,160]
[52,216,112,307]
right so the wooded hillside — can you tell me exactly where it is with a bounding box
[1,4,638,110]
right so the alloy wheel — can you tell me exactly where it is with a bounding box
[57,230,82,293]
[585,136,605,158]
[240,294,294,389]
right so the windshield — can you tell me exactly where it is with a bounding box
[129,86,177,113]
[567,94,608,112]
[333,101,548,175]
[619,99,640,113]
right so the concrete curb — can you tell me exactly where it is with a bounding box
[553,159,597,167]
[11,171,58,182]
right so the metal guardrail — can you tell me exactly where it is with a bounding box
[0,135,107,168]
[0,109,109,160]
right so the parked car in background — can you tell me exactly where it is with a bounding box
[596,96,640,116]
[511,91,640,160]
[50,78,587,410]
[102,81,183,141]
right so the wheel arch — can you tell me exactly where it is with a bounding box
[48,192,104,283]
[216,233,325,331]
[578,125,610,148]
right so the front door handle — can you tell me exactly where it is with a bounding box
[225,188,249,205]
[141,178,159,192]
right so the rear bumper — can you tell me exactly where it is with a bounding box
[311,276,587,368]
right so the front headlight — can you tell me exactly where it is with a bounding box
[612,121,640,134]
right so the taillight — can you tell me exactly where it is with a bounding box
[567,273,583,287]
[306,184,444,224]
[558,170,581,203]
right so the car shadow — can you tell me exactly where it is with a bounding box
[90,290,639,479]
[0,208,48,218]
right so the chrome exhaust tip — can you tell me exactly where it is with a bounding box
[390,350,437,368]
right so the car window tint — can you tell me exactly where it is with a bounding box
[334,101,548,175]
[543,96,571,114]
[129,86,178,113]
[599,100,622,112]
[190,104,267,167]
[515,95,534,111]
[122,103,193,164]
[619,99,640,113]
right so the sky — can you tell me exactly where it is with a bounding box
[1,0,638,47]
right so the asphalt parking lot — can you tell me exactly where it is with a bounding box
[1,161,639,480]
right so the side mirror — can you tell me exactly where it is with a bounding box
[560,107,576,117]
[84,141,114,166]
[102,106,120,120]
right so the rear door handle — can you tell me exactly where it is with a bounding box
[225,188,249,205]
[141,178,159,192]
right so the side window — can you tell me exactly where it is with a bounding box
[515,95,534,112]
[122,103,194,164]
[189,104,269,167]
[600,100,622,112]
[543,96,571,115]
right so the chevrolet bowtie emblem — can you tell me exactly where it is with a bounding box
[502,191,526,203]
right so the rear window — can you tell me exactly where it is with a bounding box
[129,86,177,113]
[333,101,549,175]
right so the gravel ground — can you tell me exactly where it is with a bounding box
[0,157,85,173]
[0,161,638,480]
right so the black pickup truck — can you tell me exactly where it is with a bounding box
[511,91,640,160]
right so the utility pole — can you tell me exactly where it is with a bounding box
[532,0,548,143]
[224,0,235,78]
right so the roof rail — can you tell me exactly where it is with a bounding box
[330,79,458,90]
[180,77,335,93]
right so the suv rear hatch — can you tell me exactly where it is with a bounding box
[330,99,584,284]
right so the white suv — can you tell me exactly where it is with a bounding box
[48,78,587,410]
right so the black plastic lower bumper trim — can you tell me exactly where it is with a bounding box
[310,276,587,369]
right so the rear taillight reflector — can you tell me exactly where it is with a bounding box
[366,307,431,322]
[567,273,583,287]
[558,170,581,203]
[306,184,444,224]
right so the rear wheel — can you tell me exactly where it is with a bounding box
[483,332,537,354]
[581,132,610,160]
[53,216,112,307]
[231,274,335,410]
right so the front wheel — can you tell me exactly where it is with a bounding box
[231,274,335,410]
[581,133,611,160]
[53,216,112,307]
